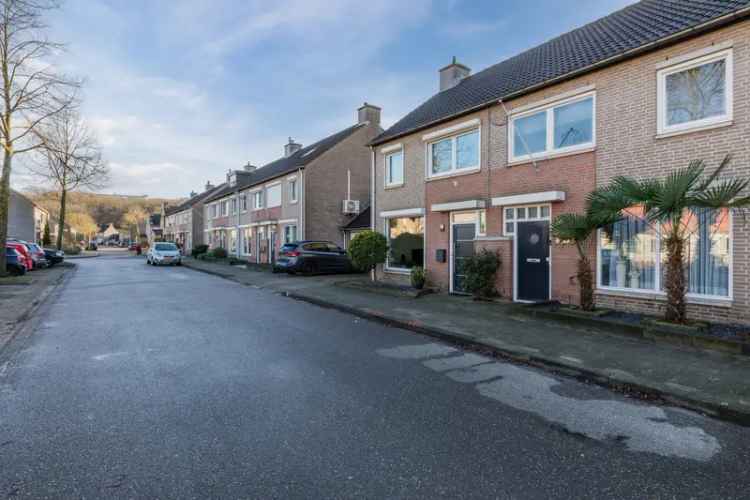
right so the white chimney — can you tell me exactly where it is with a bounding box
[358,102,381,125]
[205,181,214,192]
[284,137,302,157]
[243,162,257,173]
[439,56,471,92]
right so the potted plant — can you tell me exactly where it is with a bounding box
[410,266,426,290]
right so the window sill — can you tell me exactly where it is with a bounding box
[475,236,513,242]
[507,146,595,167]
[426,167,481,182]
[655,119,733,139]
[384,183,404,190]
[596,287,732,307]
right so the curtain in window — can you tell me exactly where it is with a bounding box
[600,216,656,290]
[681,208,730,297]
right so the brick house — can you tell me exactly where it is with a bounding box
[164,181,222,253]
[370,0,750,324]
[204,103,382,262]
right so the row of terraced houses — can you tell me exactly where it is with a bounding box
[162,0,750,325]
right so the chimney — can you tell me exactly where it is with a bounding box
[243,162,257,173]
[357,102,381,126]
[439,56,471,92]
[284,137,302,157]
[190,191,197,198]
[205,181,214,192]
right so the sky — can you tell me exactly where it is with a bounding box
[13,0,635,198]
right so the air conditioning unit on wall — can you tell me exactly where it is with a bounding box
[342,199,360,215]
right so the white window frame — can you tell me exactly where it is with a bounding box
[508,91,596,164]
[656,48,733,137]
[596,211,733,301]
[221,200,228,217]
[288,177,298,204]
[384,149,404,188]
[503,204,551,236]
[230,198,237,216]
[426,127,481,179]
[252,190,264,210]
[266,182,282,208]
[384,215,425,274]
[241,227,252,256]
[240,193,248,212]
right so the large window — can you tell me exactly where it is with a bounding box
[229,229,237,255]
[428,129,479,177]
[386,216,424,271]
[598,208,730,298]
[241,227,252,255]
[385,150,404,187]
[266,184,281,208]
[240,194,248,212]
[658,49,732,135]
[509,92,595,162]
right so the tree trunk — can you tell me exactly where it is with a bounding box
[577,256,594,311]
[0,148,12,276]
[56,187,67,250]
[664,234,687,323]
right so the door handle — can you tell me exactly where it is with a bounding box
[526,258,541,263]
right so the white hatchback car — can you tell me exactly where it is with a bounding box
[147,242,182,266]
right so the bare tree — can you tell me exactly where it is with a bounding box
[0,0,80,273]
[29,106,108,249]
[123,206,147,243]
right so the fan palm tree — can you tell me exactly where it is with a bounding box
[551,213,605,311]
[587,154,749,323]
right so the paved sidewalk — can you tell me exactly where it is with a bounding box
[183,258,750,424]
[0,264,72,353]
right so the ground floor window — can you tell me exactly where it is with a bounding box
[284,225,297,244]
[386,216,424,271]
[241,228,252,255]
[598,208,730,298]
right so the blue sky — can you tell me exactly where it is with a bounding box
[15,0,635,198]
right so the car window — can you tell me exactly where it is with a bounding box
[303,242,326,252]
[326,244,342,253]
[155,243,177,251]
[281,244,298,252]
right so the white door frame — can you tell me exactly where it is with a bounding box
[449,211,480,294]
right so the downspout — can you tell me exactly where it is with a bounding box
[299,167,305,240]
[370,146,376,281]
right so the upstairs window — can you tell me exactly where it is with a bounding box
[289,178,298,203]
[509,92,595,162]
[385,150,404,187]
[230,198,237,215]
[252,191,263,210]
[657,48,732,135]
[427,128,479,178]
[266,184,281,208]
[240,194,248,212]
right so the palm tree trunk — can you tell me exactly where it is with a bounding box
[578,256,594,311]
[664,234,687,323]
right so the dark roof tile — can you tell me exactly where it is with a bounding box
[372,0,750,145]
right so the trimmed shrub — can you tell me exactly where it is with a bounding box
[191,244,209,258]
[63,245,81,255]
[347,230,387,277]
[463,249,501,299]
[410,266,426,289]
[210,247,228,259]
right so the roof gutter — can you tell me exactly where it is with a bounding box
[369,5,750,147]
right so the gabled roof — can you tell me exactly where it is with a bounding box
[165,184,225,216]
[342,206,371,231]
[372,0,750,146]
[205,123,366,203]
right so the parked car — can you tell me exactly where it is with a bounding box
[147,242,182,266]
[43,248,65,266]
[4,247,27,276]
[25,243,49,269]
[6,241,33,270]
[273,241,352,275]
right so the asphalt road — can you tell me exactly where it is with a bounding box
[1,253,749,499]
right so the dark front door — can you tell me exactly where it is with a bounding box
[452,223,476,293]
[517,221,550,302]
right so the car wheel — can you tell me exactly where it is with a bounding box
[176,261,182,266]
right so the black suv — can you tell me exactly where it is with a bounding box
[274,241,352,275]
